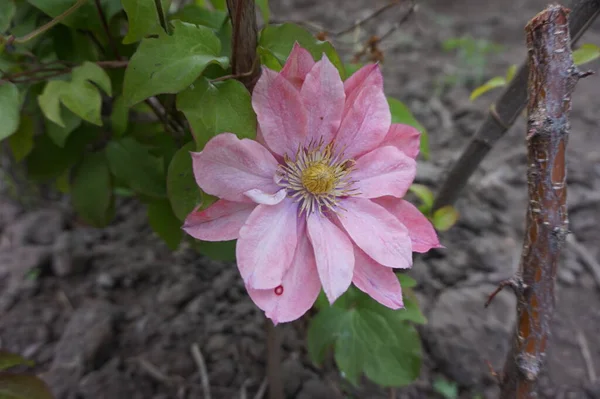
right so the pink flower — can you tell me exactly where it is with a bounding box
[183,43,441,324]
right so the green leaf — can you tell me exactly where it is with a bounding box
[432,205,459,232]
[257,46,282,71]
[354,288,427,326]
[26,0,103,31]
[505,64,517,82]
[0,374,54,399]
[573,43,600,66]
[72,61,112,96]
[46,107,82,147]
[122,0,171,44]
[397,273,417,288]
[106,137,166,197]
[362,323,422,387]
[208,0,226,10]
[0,82,20,141]
[177,78,256,148]
[408,184,434,212]
[256,0,269,23]
[110,95,129,137]
[171,4,227,30]
[307,306,346,365]
[0,351,34,371]
[433,377,459,399]
[469,76,506,101]
[387,97,429,159]
[147,198,183,250]
[8,116,34,162]
[123,20,229,106]
[259,23,345,79]
[344,63,363,77]
[167,142,202,221]
[193,240,236,261]
[38,80,69,127]
[0,0,16,32]
[71,151,114,227]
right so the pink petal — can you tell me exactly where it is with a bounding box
[183,200,255,241]
[334,85,391,159]
[336,197,412,269]
[353,247,403,309]
[344,64,383,102]
[252,68,308,156]
[280,42,316,90]
[192,133,279,202]
[300,55,345,146]
[381,124,421,159]
[236,199,298,289]
[306,213,354,303]
[246,219,321,324]
[373,197,441,253]
[244,188,287,205]
[351,145,416,199]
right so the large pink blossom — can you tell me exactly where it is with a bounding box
[183,43,440,324]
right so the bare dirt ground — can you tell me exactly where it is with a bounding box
[1,0,600,398]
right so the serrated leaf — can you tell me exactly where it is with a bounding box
[106,137,166,197]
[0,82,20,140]
[573,43,600,66]
[432,205,459,232]
[8,116,34,162]
[387,97,429,160]
[256,0,269,23]
[0,351,34,371]
[307,305,346,365]
[469,76,506,101]
[123,20,229,106]
[259,23,345,79]
[172,4,227,29]
[0,373,54,399]
[362,323,422,387]
[408,184,434,212]
[177,78,256,148]
[147,198,183,250]
[71,151,114,227]
[167,142,202,221]
[46,107,82,147]
[192,240,236,261]
[0,0,16,32]
[122,0,171,44]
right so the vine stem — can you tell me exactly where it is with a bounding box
[432,0,600,210]
[154,0,171,35]
[489,5,586,397]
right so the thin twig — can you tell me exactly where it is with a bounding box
[576,330,597,382]
[7,0,87,45]
[190,343,212,399]
[252,377,268,399]
[433,0,600,210]
[333,0,404,37]
[137,358,173,385]
[93,0,122,60]
[566,234,600,290]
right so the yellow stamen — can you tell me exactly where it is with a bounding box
[301,162,336,194]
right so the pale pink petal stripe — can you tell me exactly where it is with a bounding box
[183,200,255,241]
[244,188,287,205]
[344,64,383,102]
[334,85,391,159]
[351,146,416,199]
[306,213,354,303]
[192,133,279,202]
[336,197,412,269]
[247,218,321,324]
[300,55,345,146]
[236,199,298,289]
[374,197,441,253]
[252,68,308,156]
[353,246,404,309]
[381,124,421,159]
[280,42,316,90]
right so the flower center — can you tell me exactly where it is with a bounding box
[276,140,358,216]
[301,162,336,194]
